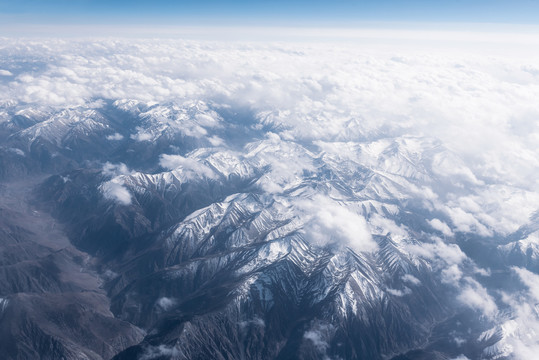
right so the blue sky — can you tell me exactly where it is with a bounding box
[2,0,539,27]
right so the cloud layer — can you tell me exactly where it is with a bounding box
[2,33,539,358]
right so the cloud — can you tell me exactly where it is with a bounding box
[100,180,132,205]
[102,162,131,177]
[402,274,421,286]
[304,329,329,352]
[431,152,482,186]
[303,323,334,355]
[406,237,467,266]
[159,154,216,179]
[297,195,376,253]
[387,287,412,297]
[428,218,454,237]
[239,317,265,329]
[450,356,470,360]
[1,39,538,224]
[491,268,539,360]
[130,127,153,141]
[441,205,493,237]
[208,135,224,146]
[3,35,539,358]
[140,345,181,360]
[106,132,124,140]
[369,213,409,240]
[156,297,176,311]
[248,138,317,194]
[513,267,539,302]
[456,278,497,317]
[441,264,463,286]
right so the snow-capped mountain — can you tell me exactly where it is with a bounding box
[1,37,539,360]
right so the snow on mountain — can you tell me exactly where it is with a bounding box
[16,108,109,148]
[1,37,539,359]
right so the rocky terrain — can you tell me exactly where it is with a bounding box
[1,38,538,360]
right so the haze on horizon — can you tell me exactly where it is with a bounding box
[2,0,539,31]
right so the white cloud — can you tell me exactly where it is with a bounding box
[1,39,538,221]
[239,317,265,329]
[304,329,329,352]
[456,278,497,318]
[431,152,482,186]
[441,264,463,286]
[450,355,470,360]
[102,162,131,177]
[441,205,493,237]
[100,180,132,205]
[387,287,412,297]
[159,154,216,179]
[513,267,539,302]
[297,195,377,253]
[406,237,467,266]
[495,269,539,360]
[130,127,153,141]
[402,274,421,286]
[368,213,409,240]
[428,218,454,237]
[3,36,539,358]
[140,345,181,360]
[303,323,334,355]
[106,132,124,140]
[208,135,224,146]
[156,297,176,311]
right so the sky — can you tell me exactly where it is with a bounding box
[2,0,539,29]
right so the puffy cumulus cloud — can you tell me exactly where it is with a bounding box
[441,264,463,286]
[387,287,412,297]
[156,297,176,311]
[232,135,319,194]
[456,277,498,318]
[296,195,376,253]
[140,345,181,360]
[239,317,265,329]
[513,267,539,303]
[490,268,539,359]
[304,329,329,352]
[406,237,467,267]
[208,135,224,146]
[406,235,500,318]
[130,127,153,141]
[1,37,538,235]
[102,162,131,177]
[303,323,334,356]
[402,274,421,286]
[428,218,454,237]
[431,152,483,186]
[159,154,216,179]
[100,180,132,205]
[450,356,470,360]
[106,132,124,140]
[368,213,409,240]
[406,236,499,317]
[100,163,134,205]
[1,33,537,359]
[439,203,493,237]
